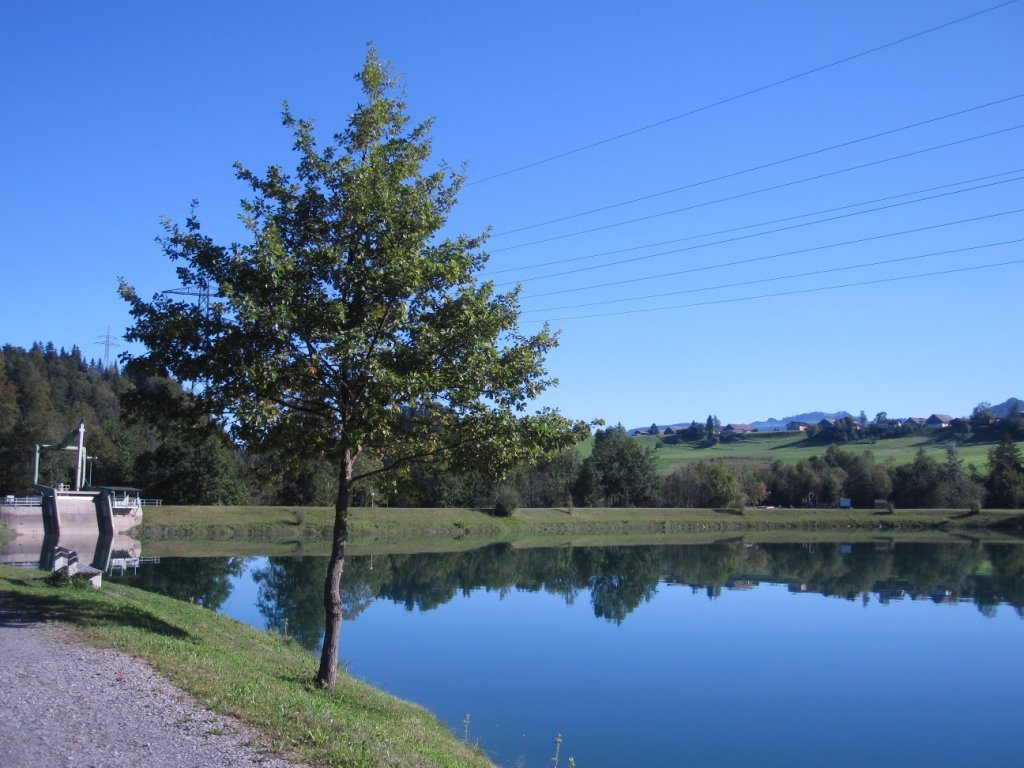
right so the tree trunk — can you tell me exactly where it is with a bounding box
[316,458,352,690]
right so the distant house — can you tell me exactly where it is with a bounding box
[926,414,954,429]
[787,421,811,431]
[817,418,836,430]
[904,417,927,430]
[722,423,753,436]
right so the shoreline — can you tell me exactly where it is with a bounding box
[130,504,1024,547]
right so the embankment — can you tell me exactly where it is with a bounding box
[132,505,1024,553]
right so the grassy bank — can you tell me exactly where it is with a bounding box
[0,564,493,768]
[135,504,1024,549]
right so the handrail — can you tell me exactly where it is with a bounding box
[2,496,43,507]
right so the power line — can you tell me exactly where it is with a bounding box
[491,94,1024,237]
[527,259,1024,322]
[494,174,1024,286]
[526,207,1024,299]
[485,168,1024,275]
[488,123,1024,252]
[525,238,1024,314]
[470,0,1022,185]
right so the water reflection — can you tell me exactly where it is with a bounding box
[128,556,245,609]
[116,541,1024,644]
[105,540,1024,768]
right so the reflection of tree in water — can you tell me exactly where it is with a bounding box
[249,556,384,651]
[125,556,245,610]
[585,547,662,623]
[244,542,1024,637]
[757,543,895,599]
[253,557,327,651]
[891,543,985,595]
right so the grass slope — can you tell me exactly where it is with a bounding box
[630,430,1020,474]
[0,565,493,768]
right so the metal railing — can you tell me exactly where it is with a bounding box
[140,499,163,506]
[2,496,43,507]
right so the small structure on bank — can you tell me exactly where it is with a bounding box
[50,545,103,588]
[27,420,145,539]
[0,420,156,575]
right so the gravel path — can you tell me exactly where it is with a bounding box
[0,598,305,768]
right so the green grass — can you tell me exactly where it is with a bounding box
[0,565,494,768]
[635,431,1019,474]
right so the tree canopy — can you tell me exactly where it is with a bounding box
[118,49,586,689]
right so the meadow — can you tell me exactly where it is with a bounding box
[623,429,1012,474]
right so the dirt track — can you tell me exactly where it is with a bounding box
[0,598,302,768]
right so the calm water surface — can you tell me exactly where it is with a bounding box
[115,542,1024,767]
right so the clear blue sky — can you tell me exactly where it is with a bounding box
[3,1,1021,428]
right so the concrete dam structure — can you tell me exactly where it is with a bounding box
[0,419,152,573]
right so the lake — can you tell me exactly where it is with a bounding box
[113,541,1024,767]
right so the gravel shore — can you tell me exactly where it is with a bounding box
[0,598,304,768]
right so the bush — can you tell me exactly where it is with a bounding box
[492,487,519,517]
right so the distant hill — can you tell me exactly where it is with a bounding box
[750,411,852,432]
[632,398,1021,435]
[990,397,1023,418]
[631,411,852,434]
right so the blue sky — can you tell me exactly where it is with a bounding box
[2,1,1021,428]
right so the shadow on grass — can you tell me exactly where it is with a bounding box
[0,592,192,640]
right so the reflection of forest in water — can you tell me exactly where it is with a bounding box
[123,542,1024,651]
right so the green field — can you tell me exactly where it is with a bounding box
[621,430,1018,475]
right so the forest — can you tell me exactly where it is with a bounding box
[1,342,1022,510]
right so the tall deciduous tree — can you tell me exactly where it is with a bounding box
[986,434,1024,509]
[119,50,586,689]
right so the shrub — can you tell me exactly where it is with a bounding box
[492,487,519,517]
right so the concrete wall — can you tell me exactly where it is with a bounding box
[0,504,47,534]
[2,490,140,542]
[53,492,103,536]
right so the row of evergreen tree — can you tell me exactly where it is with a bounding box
[0,343,247,503]
[2,343,1022,509]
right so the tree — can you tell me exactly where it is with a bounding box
[970,401,994,427]
[936,445,983,509]
[119,49,586,690]
[589,426,659,506]
[704,414,720,446]
[132,432,248,505]
[986,434,1024,509]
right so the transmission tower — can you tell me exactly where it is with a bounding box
[162,283,211,316]
[161,283,212,393]
[96,326,121,370]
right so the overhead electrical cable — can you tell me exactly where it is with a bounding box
[470,0,1022,185]
[484,168,1024,276]
[488,123,1024,252]
[528,260,1024,322]
[491,93,1024,237]
[525,207,1024,299]
[497,177,1024,287]
[524,238,1024,313]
